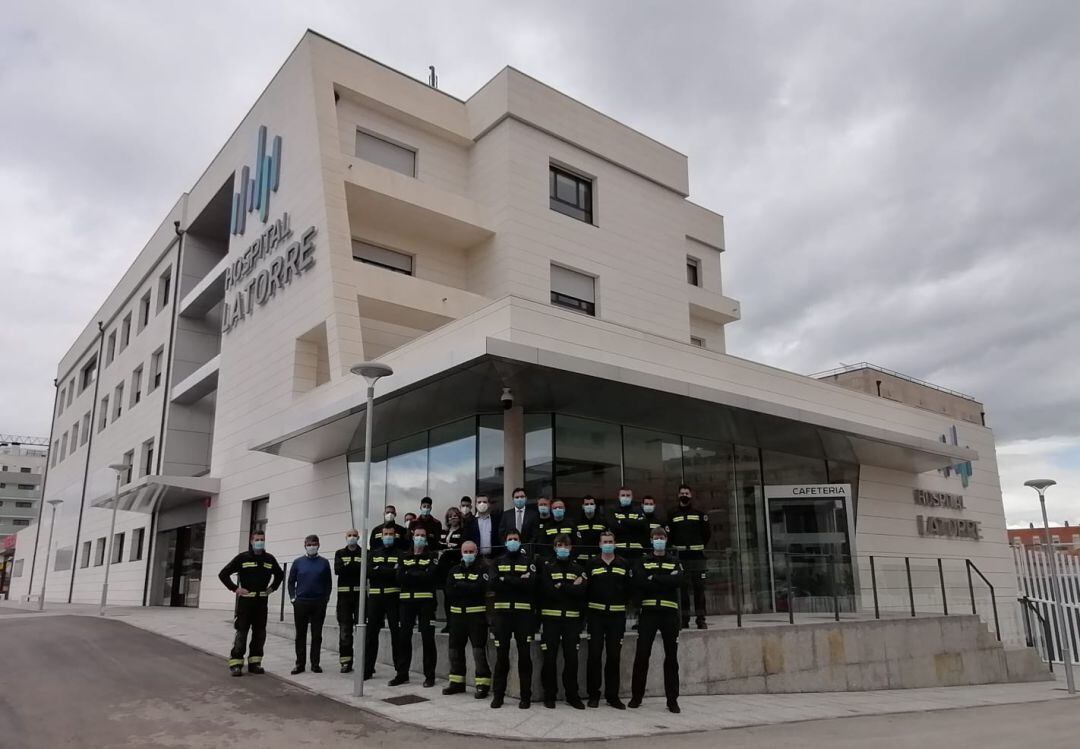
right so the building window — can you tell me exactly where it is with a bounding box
[19,467,31,473]
[157,268,172,313]
[141,439,155,477]
[122,450,135,484]
[130,527,145,561]
[131,366,143,407]
[356,129,416,177]
[549,165,593,224]
[70,422,79,455]
[686,256,701,287]
[16,485,35,491]
[99,396,110,432]
[59,433,68,462]
[550,264,596,316]
[690,336,706,348]
[51,441,59,467]
[106,331,117,366]
[16,501,33,508]
[80,541,92,568]
[79,356,97,392]
[68,379,75,405]
[111,532,125,564]
[352,239,414,275]
[81,412,91,445]
[249,497,269,536]
[94,537,106,566]
[58,388,65,416]
[120,313,132,351]
[113,383,124,421]
[13,519,29,527]
[149,348,164,392]
[138,291,151,333]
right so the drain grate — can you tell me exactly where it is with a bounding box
[383,694,430,706]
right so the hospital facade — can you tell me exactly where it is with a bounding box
[10,31,1021,642]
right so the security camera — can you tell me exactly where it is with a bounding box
[500,387,514,410]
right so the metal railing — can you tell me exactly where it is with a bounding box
[1013,545,1080,665]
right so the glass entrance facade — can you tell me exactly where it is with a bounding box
[347,411,859,613]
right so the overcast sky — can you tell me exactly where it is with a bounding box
[2,1,1078,525]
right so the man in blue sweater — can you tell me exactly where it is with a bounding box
[288,534,332,675]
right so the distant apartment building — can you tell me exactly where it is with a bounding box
[0,438,47,541]
[1009,523,1080,554]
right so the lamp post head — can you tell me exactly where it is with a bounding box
[46,499,63,507]
[1024,479,1057,496]
[108,463,128,473]
[349,361,394,385]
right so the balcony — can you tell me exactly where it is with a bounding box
[688,284,741,325]
[178,254,228,319]
[344,156,494,250]
[170,354,220,405]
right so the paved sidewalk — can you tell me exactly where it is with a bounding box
[5,602,1074,741]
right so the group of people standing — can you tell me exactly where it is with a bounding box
[218,485,711,715]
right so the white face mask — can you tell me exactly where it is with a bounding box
[385,512,396,523]
[346,536,359,547]
[476,501,489,514]
[305,545,319,556]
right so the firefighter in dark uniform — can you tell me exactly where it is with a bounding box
[611,487,648,560]
[585,529,632,709]
[369,504,409,550]
[218,530,284,676]
[629,527,683,714]
[442,540,492,698]
[531,497,553,552]
[539,533,587,710]
[575,495,607,560]
[667,483,710,629]
[537,499,578,558]
[392,526,438,688]
[334,529,364,673]
[364,525,402,680]
[489,529,536,709]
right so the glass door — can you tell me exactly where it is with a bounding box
[162,523,206,607]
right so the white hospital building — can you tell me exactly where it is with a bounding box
[10,31,1022,645]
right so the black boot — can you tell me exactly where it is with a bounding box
[628,696,642,708]
[311,664,323,673]
[341,663,353,674]
[607,697,626,710]
[230,665,243,677]
[587,697,600,708]
[442,683,466,695]
[388,673,409,686]
[290,665,305,675]
[519,695,531,709]
[491,694,504,709]
[668,700,681,714]
[247,663,265,675]
[567,696,586,710]
[475,686,490,700]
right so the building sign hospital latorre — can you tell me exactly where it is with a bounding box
[223,125,317,334]
[914,489,981,541]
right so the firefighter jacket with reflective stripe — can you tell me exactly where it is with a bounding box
[586,555,633,612]
[490,550,536,611]
[218,550,284,595]
[611,508,649,551]
[539,557,588,618]
[334,545,364,590]
[538,521,578,556]
[634,553,683,611]
[667,505,711,559]
[367,546,402,595]
[397,550,438,601]
[445,561,490,614]
[575,517,608,556]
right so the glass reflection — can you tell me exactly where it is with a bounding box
[427,419,476,519]
[386,432,428,508]
[734,445,768,613]
[622,426,683,513]
[477,415,504,505]
[554,415,621,509]
[524,413,553,500]
[347,444,387,528]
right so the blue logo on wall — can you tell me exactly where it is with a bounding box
[229,125,282,236]
[939,425,973,488]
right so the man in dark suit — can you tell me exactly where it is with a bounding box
[498,487,539,545]
[463,494,502,558]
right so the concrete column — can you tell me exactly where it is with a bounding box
[501,405,524,511]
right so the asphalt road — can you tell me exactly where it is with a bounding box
[0,614,1074,748]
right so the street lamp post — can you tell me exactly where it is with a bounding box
[349,361,393,698]
[1024,478,1076,694]
[99,463,129,617]
[37,499,63,611]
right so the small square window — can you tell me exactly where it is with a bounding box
[687,256,702,287]
[130,527,146,562]
[690,336,706,348]
[550,264,596,316]
[356,130,416,177]
[549,165,593,224]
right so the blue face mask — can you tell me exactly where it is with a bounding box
[600,542,615,555]
[505,540,521,553]
[252,540,265,551]
[414,536,427,548]
[555,547,571,560]
[382,536,394,548]
[346,536,359,547]
[643,505,654,514]
[462,552,476,565]
[619,496,631,507]
[583,505,596,516]
[652,538,667,552]
[552,508,565,521]
[538,506,551,518]
[513,497,527,509]
[305,545,319,556]
[420,507,431,516]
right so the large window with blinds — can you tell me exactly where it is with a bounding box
[356,130,416,177]
[550,264,596,316]
[352,239,414,275]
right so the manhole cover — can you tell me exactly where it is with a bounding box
[383,694,430,706]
